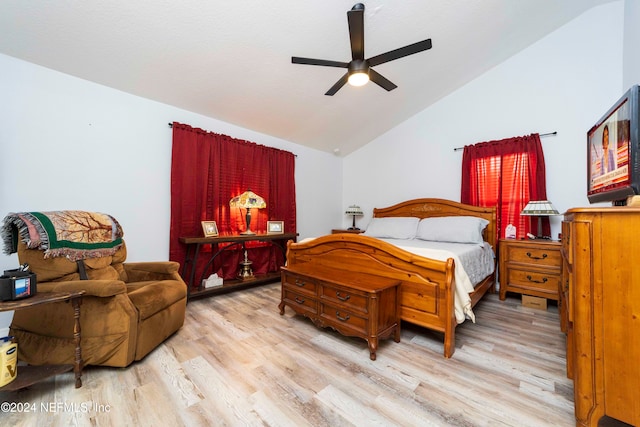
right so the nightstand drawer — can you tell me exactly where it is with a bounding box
[504,245,561,268]
[505,268,560,294]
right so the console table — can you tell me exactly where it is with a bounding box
[180,233,297,299]
[0,291,84,391]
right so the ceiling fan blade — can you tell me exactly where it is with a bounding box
[347,3,365,60]
[367,39,432,67]
[325,73,349,96]
[292,57,349,68]
[369,69,397,91]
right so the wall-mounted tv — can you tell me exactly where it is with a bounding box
[587,85,640,204]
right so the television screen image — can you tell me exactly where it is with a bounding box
[588,103,630,189]
[587,85,640,204]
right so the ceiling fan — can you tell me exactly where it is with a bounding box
[292,3,432,96]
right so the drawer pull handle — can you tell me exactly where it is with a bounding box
[526,252,548,260]
[526,275,548,284]
[336,291,350,301]
[335,311,350,322]
[294,297,305,304]
[295,279,306,287]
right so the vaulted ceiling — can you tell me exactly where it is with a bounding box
[0,1,615,155]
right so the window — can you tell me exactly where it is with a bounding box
[461,134,548,241]
[169,122,296,285]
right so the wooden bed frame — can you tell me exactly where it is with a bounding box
[284,198,497,358]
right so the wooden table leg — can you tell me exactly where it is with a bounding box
[71,295,83,388]
[368,338,378,361]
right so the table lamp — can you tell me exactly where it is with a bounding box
[520,200,559,239]
[229,190,266,235]
[345,205,364,230]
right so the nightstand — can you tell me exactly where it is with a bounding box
[331,229,364,234]
[499,239,561,301]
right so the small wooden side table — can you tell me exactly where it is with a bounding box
[0,291,84,391]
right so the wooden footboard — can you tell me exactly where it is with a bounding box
[286,234,459,357]
[285,198,496,358]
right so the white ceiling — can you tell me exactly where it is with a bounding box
[0,1,614,155]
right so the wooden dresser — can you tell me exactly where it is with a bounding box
[498,239,561,301]
[562,207,640,426]
[279,264,401,360]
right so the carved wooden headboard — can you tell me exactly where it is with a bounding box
[372,198,497,249]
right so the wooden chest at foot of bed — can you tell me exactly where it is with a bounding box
[278,264,401,360]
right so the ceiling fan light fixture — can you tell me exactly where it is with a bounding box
[348,71,369,86]
[291,3,432,95]
[348,60,369,86]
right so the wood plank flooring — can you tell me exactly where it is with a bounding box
[0,283,574,426]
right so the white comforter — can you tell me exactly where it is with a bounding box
[297,237,495,324]
[378,239,495,324]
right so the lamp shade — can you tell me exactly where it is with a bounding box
[520,200,559,239]
[229,190,266,235]
[520,200,559,216]
[345,205,364,216]
[345,205,363,230]
[229,190,266,209]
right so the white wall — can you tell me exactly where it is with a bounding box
[0,53,342,333]
[623,0,640,88]
[343,1,625,239]
[0,52,342,271]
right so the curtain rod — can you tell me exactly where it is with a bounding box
[168,122,298,157]
[453,131,557,152]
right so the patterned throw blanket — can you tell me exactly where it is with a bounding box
[1,211,124,261]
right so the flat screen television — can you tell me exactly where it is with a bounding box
[587,85,640,204]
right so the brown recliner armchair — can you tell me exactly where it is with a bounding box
[10,240,187,368]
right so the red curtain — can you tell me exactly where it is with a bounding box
[461,133,548,241]
[169,122,296,286]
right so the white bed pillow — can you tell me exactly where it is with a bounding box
[416,216,489,244]
[363,217,419,240]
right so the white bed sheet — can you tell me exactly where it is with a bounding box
[379,238,495,324]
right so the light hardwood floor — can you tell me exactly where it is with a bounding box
[0,283,574,426]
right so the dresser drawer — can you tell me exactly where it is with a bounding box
[282,289,317,314]
[320,303,367,333]
[320,285,368,314]
[282,273,317,296]
[505,268,560,294]
[505,244,561,268]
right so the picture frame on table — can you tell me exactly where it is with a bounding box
[267,221,284,235]
[201,221,219,237]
